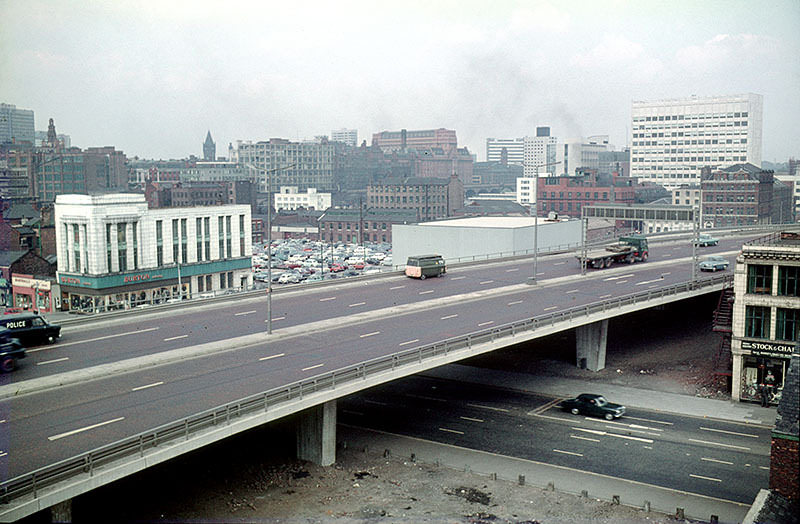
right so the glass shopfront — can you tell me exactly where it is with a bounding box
[739,340,792,405]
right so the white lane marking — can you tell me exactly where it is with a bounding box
[603,273,634,281]
[0,452,6,458]
[572,427,653,443]
[648,285,659,289]
[636,278,665,286]
[643,446,653,449]
[399,339,420,346]
[758,466,770,470]
[571,435,600,443]
[553,449,583,457]
[259,353,285,361]
[598,294,613,299]
[404,393,446,402]
[553,262,566,266]
[364,399,388,406]
[319,297,336,302]
[419,290,434,295]
[603,425,661,437]
[440,314,458,320]
[36,357,69,366]
[688,438,750,451]
[478,321,494,327]
[131,381,164,392]
[701,457,734,465]
[467,403,509,413]
[690,473,722,483]
[301,363,324,372]
[450,276,466,280]
[662,254,672,258]
[460,416,484,423]
[507,300,523,306]
[341,409,364,416]
[234,310,257,316]
[349,302,366,307]
[48,417,125,441]
[389,285,405,290]
[544,306,557,311]
[360,331,380,338]
[0,420,5,424]
[661,272,671,276]
[505,268,519,272]
[565,289,579,294]
[479,280,494,285]
[45,327,160,350]
[532,413,576,423]
[700,427,759,438]
[623,416,673,426]
[266,316,286,322]
[616,280,629,284]
[439,427,464,435]
[164,335,188,342]
[601,420,664,432]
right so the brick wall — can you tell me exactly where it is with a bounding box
[770,436,799,501]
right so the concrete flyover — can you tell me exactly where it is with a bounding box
[0,269,731,522]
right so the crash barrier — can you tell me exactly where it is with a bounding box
[0,273,732,511]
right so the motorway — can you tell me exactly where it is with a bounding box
[339,375,771,505]
[1,236,746,488]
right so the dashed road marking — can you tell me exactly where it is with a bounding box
[419,290,434,295]
[131,381,164,392]
[507,300,523,306]
[349,302,366,307]
[553,449,583,456]
[553,262,566,266]
[604,274,634,281]
[689,473,722,482]
[571,435,600,442]
[479,280,494,285]
[700,427,759,438]
[440,314,458,320]
[234,310,257,316]
[688,438,750,451]
[37,357,69,366]
[565,289,579,294]
[467,404,509,413]
[399,339,419,346]
[301,363,324,372]
[390,285,405,290]
[439,427,464,435]
[460,416,484,423]
[164,335,188,342]
[48,417,125,441]
[505,268,519,272]
[478,321,494,327]
[544,306,557,311]
[259,353,285,361]
[450,276,466,281]
[319,297,336,302]
[701,457,733,465]
[45,327,160,350]
[360,331,380,338]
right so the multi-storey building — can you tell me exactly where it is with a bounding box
[318,208,417,244]
[557,136,609,176]
[598,149,630,177]
[413,146,474,187]
[701,163,793,227]
[731,231,800,404]
[523,127,558,177]
[54,193,251,312]
[470,162,523,192]
[0,103,35,145]
[230,138,335,193]
[519,172,636,217]
[274,186,331,212]
[672,184,701,207]
[35,146,128,202]
[367,176,463,221]
[631,93,763,189]
[372,128,457,154]
[486,138,524,166]
[331,128,358,147]
[179,161,252,184]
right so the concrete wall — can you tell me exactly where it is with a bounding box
[392,218,581,267]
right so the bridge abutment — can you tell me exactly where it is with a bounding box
[296,400,337,466]
[576,319,608,371]
[51,499,72,523]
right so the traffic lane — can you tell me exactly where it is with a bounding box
[340,386,767,503]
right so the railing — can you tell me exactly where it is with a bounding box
[0,273,732,508]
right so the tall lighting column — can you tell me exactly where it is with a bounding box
[526,160,560,285]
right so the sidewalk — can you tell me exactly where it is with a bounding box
[422,363,776,426]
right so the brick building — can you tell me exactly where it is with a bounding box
[532,173,637,217]
[701,163,793,227]
[372,128,457,154]
[318,208,417,244]
[367,176,464,221]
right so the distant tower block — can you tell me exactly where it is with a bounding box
[203,131,216,161]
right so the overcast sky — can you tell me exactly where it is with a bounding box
[2,0,798,162]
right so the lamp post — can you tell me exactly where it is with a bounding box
[525,160,561,285]
[245,162,295,334]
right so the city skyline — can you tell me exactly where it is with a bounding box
[1,0,798,162]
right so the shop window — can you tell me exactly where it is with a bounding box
[775,308,799,342]
[744,305,770,339]
[228,272,233,288]
[746,265,772,294]
[777,266,800,297]
[220,273,226,289]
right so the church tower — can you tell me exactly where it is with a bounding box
[203,131,216,161]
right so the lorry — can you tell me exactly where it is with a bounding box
[577,234,648,269]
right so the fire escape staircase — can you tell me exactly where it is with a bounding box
[712,287,734,376]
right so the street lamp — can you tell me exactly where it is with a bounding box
[245,162,296,334]
[525,160,561,285]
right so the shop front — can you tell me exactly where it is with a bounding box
[11,274,56,314]
[738,340,793,405]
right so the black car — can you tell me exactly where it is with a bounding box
[559,393,626,420]
[0,313,61,346]
[0,327,26,372]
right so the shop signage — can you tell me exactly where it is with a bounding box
[742,340,796,357]
[12,276,51,290]
[124,273,151,283]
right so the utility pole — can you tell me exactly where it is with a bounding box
[526,160,561,285]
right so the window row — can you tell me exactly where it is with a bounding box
[747,265,800,296]
[745,305,799,341]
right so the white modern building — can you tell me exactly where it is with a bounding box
[524,127,558,177]
[516,177,536,206]
[331,128,358,147]
[274,186,332,211]
[486,138,524,165]
[630,93,763,189]
[0,103,35,145]
[55,193,252,312]
[557,135,609,176]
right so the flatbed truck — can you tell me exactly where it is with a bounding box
[577,234,648,269]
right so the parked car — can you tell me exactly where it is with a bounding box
[0,313,61,346]
[559,394,625,420]
[278,272,301,284]
[695,234,719,247]
[0,327,26,372]
[699,255,729,272]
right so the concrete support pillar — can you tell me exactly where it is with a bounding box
[576,319,608,372]
[51,499,72,523]
[296,400,336,466]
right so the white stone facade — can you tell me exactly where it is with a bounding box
[330,128,358,147]
[486,138,524,165]
[274,186,332,211]
[630,93,763,190]
[523,134,558,176]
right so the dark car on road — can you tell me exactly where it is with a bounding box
[0,327,26,372]
[0,313,61,346]
[559,393,626,420]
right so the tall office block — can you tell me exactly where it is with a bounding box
[0,103,35,145]
[486,138,524,165]
[331,128,358,147]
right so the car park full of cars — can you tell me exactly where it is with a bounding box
[698,255,729,271]
[559,393,626,420]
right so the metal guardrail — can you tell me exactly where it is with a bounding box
[0,273,732,507]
